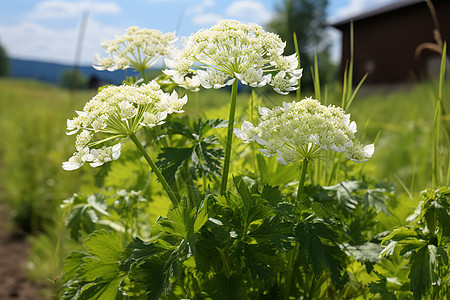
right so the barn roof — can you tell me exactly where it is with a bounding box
[331,0,424,27]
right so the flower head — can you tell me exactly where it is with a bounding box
[63,81,187,170]
[165,19,302,94]
[93,26,176,71]
[234,97,374,164]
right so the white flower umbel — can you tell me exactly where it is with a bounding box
[63,81,187,170]
[235,97,374,164]
[164,19,302,94]
[93,26,176,79]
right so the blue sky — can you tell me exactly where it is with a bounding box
[0,0,400,65]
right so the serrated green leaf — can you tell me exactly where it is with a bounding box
[134,250,178,300]
[260,184,283,206]
[77,276,124,300]
[122,238,175,271]
[160,201,208,240]
[324,180,361,211]
[408,245,439,300]
[65,205,98,241]
[363,187,389,214]
[63,251,88,283]
[64,230,126,299]
[381,227,419,244]
[295,221,344,284]
[84,230,123,263]
[157,147,194,185]
[368,273,397,300]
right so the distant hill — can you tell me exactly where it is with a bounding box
[9,58,138,86]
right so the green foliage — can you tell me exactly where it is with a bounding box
[59,69,87,90]
[61,230,126,300]
[0,42,9,77]
[157,118,226,185]
[0,79,95,233]
[267,0,336,89]
[381,187,450,299]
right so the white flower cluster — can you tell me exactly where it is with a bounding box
[164,19,302,94]
[234,97,374,164]
[93,26,176,71]
[63,82,187,171]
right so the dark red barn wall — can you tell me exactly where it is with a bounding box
[333,0,450,85]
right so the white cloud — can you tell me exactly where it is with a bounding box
[187,0,220,26]
[192,13,222,26]
[27,0,121,20]
[335,0,396,20]
[226,1,272,25]
[0,18,123,64]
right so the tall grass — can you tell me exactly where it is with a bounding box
[0,79,96,233]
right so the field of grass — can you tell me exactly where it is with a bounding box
[0,76,448,296]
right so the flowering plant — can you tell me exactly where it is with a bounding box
[93,26,176,81]
[235,97,374,164]
[164,19,302,94]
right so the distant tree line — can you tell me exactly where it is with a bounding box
[0,42,9,77]
[267,0,337,91]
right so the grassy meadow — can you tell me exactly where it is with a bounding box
[0,75,448,296]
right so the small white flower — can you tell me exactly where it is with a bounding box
[197,68,234,89]
[62,147,90,171]
[234,121,260,142]
[270,71,299,95]
[118,101,137,120]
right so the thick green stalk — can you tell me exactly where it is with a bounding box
[220,79,239,195]
[296,159,309,203]
[284,159,310,299]
[130,133,179,206]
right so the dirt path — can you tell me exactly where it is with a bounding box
[0,203,46,300]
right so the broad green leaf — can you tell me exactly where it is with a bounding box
[408,245,439,300]
[84,230,123,263]
[65,230,126,299]
[77,276,124,300]
[295,221,344,284]
[63,251,88,282]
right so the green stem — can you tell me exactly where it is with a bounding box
[139,67,149,84]
[284,244,299,300]
[130,133,179,206]
[296,159,309,203]
[307,276,318,300]
[220,79,239,195]
[183,162,196,208]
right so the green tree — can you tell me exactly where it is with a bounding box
[267,0,336,91]
[0,42,9,77]
[59,69,87,90]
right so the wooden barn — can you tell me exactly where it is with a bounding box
[331,0,450,85]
